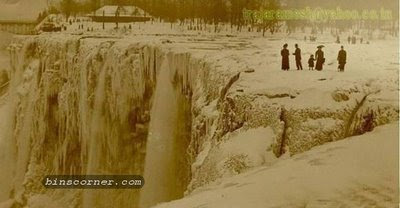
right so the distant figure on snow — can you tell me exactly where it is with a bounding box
[293,44,303,70]
[281,43,290,71]
[347,36,351,44]
[352,36,357,44]
[336,36,340,44]
[315,45,325,71]
[337,46,347,72]
[308,55,315,70]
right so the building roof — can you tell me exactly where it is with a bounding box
[94,5,149,17]
[122,6,147,16]
[95,5,119,16]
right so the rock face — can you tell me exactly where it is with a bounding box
[0,34,398,208]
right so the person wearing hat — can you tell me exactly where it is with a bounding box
[337,46,347,72]
[315,45,325,71]
[293,44,303,70]
[281,43,290,71]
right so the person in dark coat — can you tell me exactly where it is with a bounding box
[293,44,303,70]
[308,54,315,70]
[352,36,356,44]
[315,46,325,71]
[336,36,340,44]
[337,46,347,72]
[281,43,290,71]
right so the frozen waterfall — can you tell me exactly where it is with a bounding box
[139,57,181,208]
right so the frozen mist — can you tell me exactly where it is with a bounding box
[0,25,398,208]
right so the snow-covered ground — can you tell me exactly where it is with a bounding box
[154,122,399,208]
[0,23,398,208]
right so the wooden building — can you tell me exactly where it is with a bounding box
[89,5,151,23]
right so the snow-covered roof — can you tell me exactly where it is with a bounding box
[95,5,119,16]
[94,5,149,17]
[122,6,147,16]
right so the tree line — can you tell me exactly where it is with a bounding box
[48,0,280,33]
[43,0,397,36]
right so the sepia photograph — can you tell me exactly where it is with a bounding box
[0,0,399,207]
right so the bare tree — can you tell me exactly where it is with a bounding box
[261,0,280,36]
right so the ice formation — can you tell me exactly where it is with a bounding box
[140,57,181,208]
[0,33,398,208]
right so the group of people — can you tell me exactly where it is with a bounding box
[347,36,364,44]
[336,36,366,44]
[281,44,347,72]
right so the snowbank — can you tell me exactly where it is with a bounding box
[155,122,399,208]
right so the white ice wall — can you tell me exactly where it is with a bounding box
[0,34,398,208]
